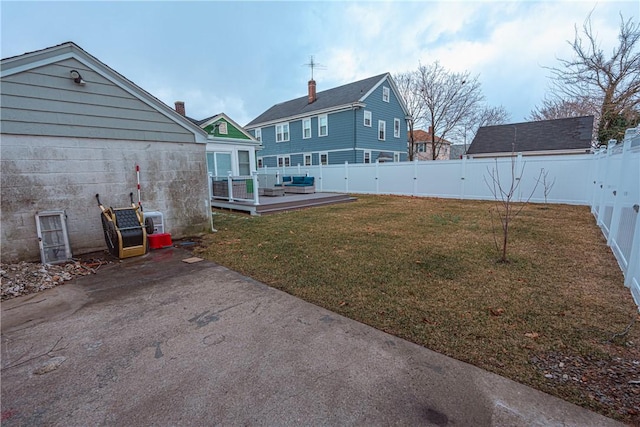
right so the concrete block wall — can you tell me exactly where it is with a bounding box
[1,135,210,263]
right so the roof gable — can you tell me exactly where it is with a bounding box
[411,129,451,144]
[246,73,408,128]
[467,116,594,155]
[1,42,208,142]
[199,113,260,145]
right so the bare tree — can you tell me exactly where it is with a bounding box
[540,13,640,144]
[395,71,426,161]
[527,96,595,122]
[457,105,511,152]
[536,168,556,208]
[484,141,542,263]
[417,61,485,160]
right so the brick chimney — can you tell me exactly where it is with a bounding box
[308,80,316,104]
[175,101,185,116]
[428,125,434,135]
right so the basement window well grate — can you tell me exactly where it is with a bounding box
[35,210,72,264]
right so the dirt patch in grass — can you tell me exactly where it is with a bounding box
[198,195,639,424]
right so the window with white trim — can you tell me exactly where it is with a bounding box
[302,118,311,139]
[238,150,250,175]
[382,86,390,102]
[275,123,289,142]
[304,153,312,166]
[320,152,328,165]
[364,110,372,127]
[318,114,328,137]
[394,153,400,162]
[378,120,386,140]
[394,118,400,138]
[277,155,291,167]
[219,122,228,135]
[254,128,261,141]
[364,150,371,164]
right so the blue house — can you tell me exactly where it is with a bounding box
[245,73,409,167]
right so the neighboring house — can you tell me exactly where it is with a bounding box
[177,106,262,177]
[466,116,594,158]
[449,144,467,160]
[245,73,410,167]
[409,128,451,161]
[0,42,211,262]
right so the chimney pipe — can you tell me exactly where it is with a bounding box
[308,80,316,104]
[175,101,185,116]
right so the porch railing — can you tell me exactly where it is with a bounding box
[210,172,259,205]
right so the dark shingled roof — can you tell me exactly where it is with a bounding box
[246,73,389,127]
[466,116,594,155]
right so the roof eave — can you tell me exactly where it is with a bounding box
[245,102,366,130]
[1,42,208,142]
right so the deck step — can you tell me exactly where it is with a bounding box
[256,196,356,214]
[212,193,357,216]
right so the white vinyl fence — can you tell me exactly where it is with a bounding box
[262,154,594,204]
[590,127,640,306]
[259,127,640,308]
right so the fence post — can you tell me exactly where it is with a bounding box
[297,164,301,175]
[607,142,627,246]
[318,162,323,192]
[413,159,418,196]
[375,160,380,194]
[344,161,349,193]
[460,156,467,198]
[596,144,613,228]
[590,149,603,215]
[227,172,233,201]
[516,152,523,202]
[252,171,260,206]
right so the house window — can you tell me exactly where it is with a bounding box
[382,86,390,102]
[304,153,312,166]
[394,118,400,138]
[364,110,372,127]
[238,150,250,176]
[254,128,261,141]
[257,157,263,168]
[219,122,228,135]
[378,120,386,141]
[302,118,311,139]
[207,151,232,177]
[418,143,425,153]
[276,123,289,142]
[320,152,328,165]
[278,155,291,167]
[364,150,371,164]
[318,114,328,137]
[394,153,400,162]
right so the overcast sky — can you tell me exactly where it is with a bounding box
[2,1,638,133]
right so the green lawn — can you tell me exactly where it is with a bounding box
[195,194,639,423]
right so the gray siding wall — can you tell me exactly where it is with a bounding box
[1,135,210,263]
[1,58,195,143]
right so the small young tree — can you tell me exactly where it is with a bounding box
[484,146,542,263]
[536,168,556,208]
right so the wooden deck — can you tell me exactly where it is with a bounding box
[211,192,356,215]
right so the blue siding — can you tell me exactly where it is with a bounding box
[356,78,407,155]
[251,75,408,164]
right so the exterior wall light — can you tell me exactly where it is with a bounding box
[70,70,85,85]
